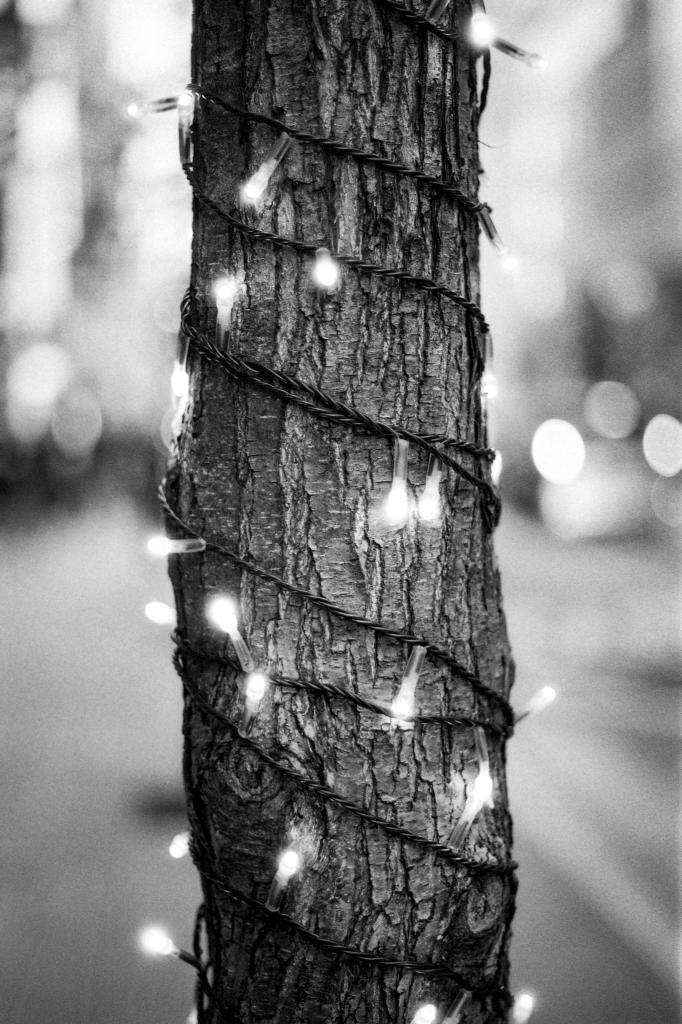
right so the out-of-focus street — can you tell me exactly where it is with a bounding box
[0,499,677,1024]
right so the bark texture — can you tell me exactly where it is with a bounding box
[168,2,514,1021]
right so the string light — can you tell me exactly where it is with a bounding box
[177,90,195,168]
[139,925,179,957]
[214,275,240,348]
[265,847,301,911]
[138,925,204,973]
[478,206,518,272]
[443,991,471,1024]
[411,1005,438,1024]
[418,454,442,522]
[147,535,207,556]
[515,685,557,723]
[491,451,503,486]
[170,361,190,401]
[470,9,547,69]
[241,671,269,734]
[126,96,177,118]
[145,601,176,627]
[311,247,340,290]
[450,726,494,847]
[384,438,410,526]
[390,645,427,728]
[169,831,191,859]
[240,132,292,204]
[206,595,255,672]
[512,991,536,1023]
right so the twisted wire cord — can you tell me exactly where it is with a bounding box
[368,0,459,42]
[174,631,511,739]
[195,864,508,994]
[197,88,483,215]
[160,488,512,729]
[175,653,512,875]
[178,292,501,529]
[187,184,490,333]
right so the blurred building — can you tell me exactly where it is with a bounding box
[483,0,682,535]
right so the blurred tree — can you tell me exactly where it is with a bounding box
[167,2,515,1021]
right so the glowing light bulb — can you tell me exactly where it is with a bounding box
[240,132,292,204]
[425,0,450,19]
[177,90,195,167]
[477,205,518,271]
[450,727,494,847]
[515,685,557,723]
[390,645,427,729]
[171,362,189,401]
[481,368,497,399]
[266,847,302,910]
[147,535,207,557]
[139,926,179,957]
[214,275,240,348]
[513,991,536,1024]
[145,601,176,627]
[241,671,269,734]
[418,455,442,522]
[312,247,340,290]
[470,11,495,47]
[206,595,255,672]
[384,438,410,527]
[412,1005,438,1024]
[126,96,178,119]
[169,831,191,859]
[491,451,503,486]
[443,990,471,1024]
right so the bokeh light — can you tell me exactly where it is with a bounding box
[583,381,640,439]
[642,414,682,477]
[6,342,72,444]
[650,477,682,528]
[51,387,103,459]
[531,419,585,485]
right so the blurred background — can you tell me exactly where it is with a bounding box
[0,1,678,1022]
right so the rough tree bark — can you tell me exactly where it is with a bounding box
[167,1,515,1021]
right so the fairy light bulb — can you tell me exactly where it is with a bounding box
[470,11,547,68]
[241,670,269,734]
[177,90,195,167]
[171,362,189,401]
[470,11,495,47]
[240,132,292,204]
[450,726,494,847]
[266,847,301,910]
[513,991,536,1024]
[312,247,340,290]
[477,205,518,271]
[390,645,426,729]
[418,454,442,522]
[515,685,557,723]
[443,991,471,1024]
[384,438,410,526]
[206,595,255,672]
[145,601,176,627]
[425,0,450,18]
[139,926,179,957]
[169,831,191,859]
[127,96,178,118]
[147,535,207,556]
[214,275,240,347]
[412,1005,438,1024]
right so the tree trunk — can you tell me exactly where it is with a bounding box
[166,1,515,1021]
